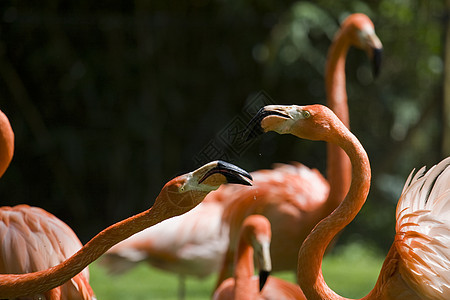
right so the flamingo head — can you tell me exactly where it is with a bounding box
[241,215,272,292]
[246,104,340,144]
[156,161,252,215]
[342,13,383,76]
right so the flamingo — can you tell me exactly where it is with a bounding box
[0,107,253,299]
[248,103,450,299]
[216,12,383,286]
[0,109,95,299]
[213,214,305,300]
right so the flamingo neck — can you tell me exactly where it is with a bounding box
[325,29,352,212]
[0,110,14,178]
[234,238,257,300]
[0,193,176,298]
[297,128,371,300]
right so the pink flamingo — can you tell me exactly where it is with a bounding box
[249,103,450,300]
[213,214,305,300]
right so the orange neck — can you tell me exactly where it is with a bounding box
[234,237,258,300]
[325,27,352,213]
[297,126,371,300]
[0,110,14,178]
[0,191,176,298]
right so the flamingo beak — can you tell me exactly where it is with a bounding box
[245,107,290,141]
[259,270,270,291]
[372,47,382,77]
[198,160,253,186]
[364,32,383,77]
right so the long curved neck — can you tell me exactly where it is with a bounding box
[325,28,352,211]
[297,128,371,300]
[0,110,14,178]
[0,194,175,298]
[234,237,257,300]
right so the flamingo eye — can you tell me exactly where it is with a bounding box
[179,184,186,192]
[302,110,311,119]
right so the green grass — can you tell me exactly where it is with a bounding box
[322,242,383,298]
[90,242,384,299]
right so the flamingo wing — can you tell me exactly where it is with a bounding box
[220,162,329,210]
[0,204,93,299]
[395,157,450,299]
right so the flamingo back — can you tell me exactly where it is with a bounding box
[395,157,450,299]
[0,204,93,299]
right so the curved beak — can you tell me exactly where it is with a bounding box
[245,106,290,141]
[198,160,252,186]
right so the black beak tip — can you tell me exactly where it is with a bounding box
[259,270,270,291]
[372,47,383,78]
[216,160,253,186]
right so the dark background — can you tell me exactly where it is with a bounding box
[0,1,447,253]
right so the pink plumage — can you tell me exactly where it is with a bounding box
[395,157,450,299]
[0,205,94,299]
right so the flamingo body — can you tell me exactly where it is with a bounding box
[0,205,94,299]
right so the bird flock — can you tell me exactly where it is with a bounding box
[0,13,449,300]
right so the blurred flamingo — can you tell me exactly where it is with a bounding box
[213,214,305,300]
[100,196,229,298]
[0,147,252,299]
[0,109,95,299]
[216,13,382,286]
[249,103,450,300]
